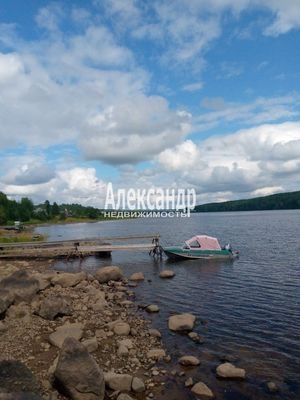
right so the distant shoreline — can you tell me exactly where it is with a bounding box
[194,190,300,213]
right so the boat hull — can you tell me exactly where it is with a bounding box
[163,247,238,260]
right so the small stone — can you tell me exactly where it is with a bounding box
[267,381,279,393]
[120,300,134,307]
[185,377,194,387]
[188,332,198,340]
[118,343,129,356]
[130,328,137,336]
[179,355,200,366]
[148,328,162,338]
[119,338,134,349]
[147,348,166,360]
[104,372,133,391]
[131,376,145,392]
[82,337,98,353]
[92,299,108,312]
[168,313,196,331]
[159,270,175,278]
[191,381,214,398]
[96,329,107,339]
[216,362,246,379]
[129,272,145,281]
[94,266,123,283]
[113,322,131,336]
[188,331,205,343]
[117,394,136,400]
[145,304,160,313]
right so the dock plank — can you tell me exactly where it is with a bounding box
[0,234,160,258]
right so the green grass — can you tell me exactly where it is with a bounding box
[0,230,45,243]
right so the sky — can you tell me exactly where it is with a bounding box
[1,0,300,208]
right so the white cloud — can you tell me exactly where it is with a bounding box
[262,0,300,36]
[0,53,24,80]
[197,95,300,131]
[80,96,192,164]
[1,166,108,207]
[182,82,203,92]
[97,0,300,68]
[101,0,142,30]
[0,15,190,163]
[35,3,64,33]
[219,61,243,79]
[1,1,300,207]
[252,186,284,197]
[0,155,55,185]
[157,140,203,172]
[156,121,300,199]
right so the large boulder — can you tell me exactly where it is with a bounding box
[94,266,123,283]
[37,294,73,320]
[0,394,41,399]
[168,313,196,331]
[32,272,55,291]
[6,302,31,322]
[0,360,42,399]
[0,270,39,303]
[216,362,246,379]
[49,322,84,348]
[54,337,105,400]
[51,272,86,288]
[0,289,14,315]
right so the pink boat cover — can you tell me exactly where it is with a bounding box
[185,235,221,250]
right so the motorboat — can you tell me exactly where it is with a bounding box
[163,235,239,260]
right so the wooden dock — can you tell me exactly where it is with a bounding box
[0,234,160,259]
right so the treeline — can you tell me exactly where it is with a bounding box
[194,190,300,212]
[0,192,104,224]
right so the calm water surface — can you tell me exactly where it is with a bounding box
[36,210,300,400]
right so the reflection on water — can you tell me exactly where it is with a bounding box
[36,210,300,400]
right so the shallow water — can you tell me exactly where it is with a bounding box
[36,210,300,399]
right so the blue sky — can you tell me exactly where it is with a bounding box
[1,0,300,207]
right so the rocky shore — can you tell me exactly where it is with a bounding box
[0,260,260,400]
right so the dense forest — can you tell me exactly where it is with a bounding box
[0,192,104,224]
[1,190,299,224]
[194,190,300,212]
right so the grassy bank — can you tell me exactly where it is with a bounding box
[0,227,45,243]
[0,217,106,243]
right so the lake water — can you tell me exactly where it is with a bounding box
[36,210,300,400]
